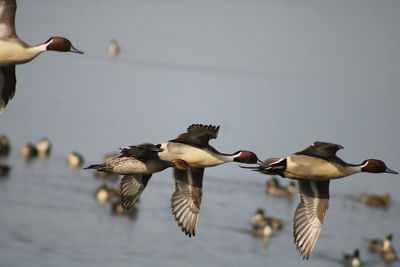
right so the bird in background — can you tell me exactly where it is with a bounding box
[265,176,296,198]
[0,0,83,114]
[242,141,398,259]
[360,193,390,208]
[342,249,362,267]
[157,124,259,237]
[108,39,120,58]
[366,234,397,261]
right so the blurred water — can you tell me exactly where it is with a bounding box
[0,0,400,266]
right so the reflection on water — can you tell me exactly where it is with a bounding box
[1,0,400,266]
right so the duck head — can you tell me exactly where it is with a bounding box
[361,159,398,174]
[255,208,265,216]
[45,37,84,54]
[233,150,259,164]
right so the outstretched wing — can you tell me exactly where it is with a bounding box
[294,141,343,159]
[171,167,204,237]
[171,124,219,147]
[0,66,16,115]
[293,180,330,259]
[120,174,152,210]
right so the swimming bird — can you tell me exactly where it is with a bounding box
[0,134,10,155]
[94,184,119,205]
[35,137,51,158]
[243,141,398,259]
[251,208,283,232]
[266,177,296,197]
[108,39,120,58]
[360,193,390,208]
[20,142,37,160]
[366,234,397,261]
[85,143,189,210]
[67,152,84,168]
[157,124,259,237]
[0,0,83,114]
[343,249,362,267]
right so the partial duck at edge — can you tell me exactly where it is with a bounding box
[243,141,398,260]
[0,0,83,114]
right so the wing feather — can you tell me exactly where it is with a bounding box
[293,180,330,259]
[120,174,151,210]
[171,168,204,237]
[171,124,219,147]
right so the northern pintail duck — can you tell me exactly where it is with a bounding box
[85,143,189,210]
[0,134,10,155]
[251,208,283,232]
[244,141,398,259]
[360,193,390,208]
[366,234,397,261]
[67,152,84,168]
[157,124,259,237]
[20,142,37,160]
[266,177,296,197]
[35,137,51,158]
[0,0,83,114]
[343,249,362,267]
[94,184,119,205]
[93,153,120,180]
[251,223,273,238]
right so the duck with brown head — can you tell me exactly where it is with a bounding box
[244,141,398,260]
[0,0,83,114]
[361,159,398,174]
[44,37,83,54]
[157,123,259,237]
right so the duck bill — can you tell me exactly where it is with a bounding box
[70,45,84,54]
[386,167,399,174]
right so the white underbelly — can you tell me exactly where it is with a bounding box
[284,155,357,180]
[158,143,226,168]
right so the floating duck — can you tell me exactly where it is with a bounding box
[94,184,119,205]
[108,39,120,58]
[20,142,37,160]
[0,135,10,155]
[266,177,296,197]
[67,152,84,168]
[366,234,397,261]
[343,249,362,267]
[360,193,390,208]
[251,208,283,231]
[35,137,51,158]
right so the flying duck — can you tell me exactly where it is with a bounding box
[243,141,398,259]
[85,143,189,210]
[157,124,259,237]
[0,0,83,114]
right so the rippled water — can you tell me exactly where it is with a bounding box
[1,1,400,266]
